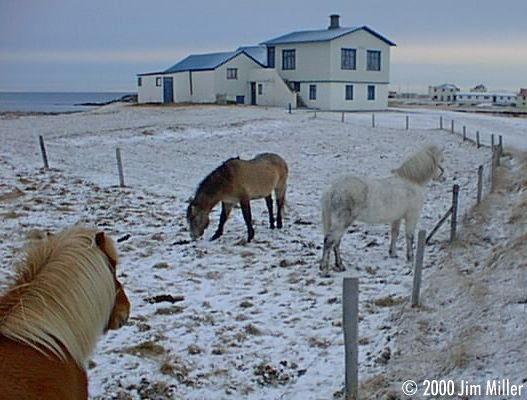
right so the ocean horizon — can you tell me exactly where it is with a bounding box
[0,91,135,113]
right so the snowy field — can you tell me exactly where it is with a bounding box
[0,104,526,399]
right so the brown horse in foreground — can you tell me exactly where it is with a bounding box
[0,225,131,400]
[187,152,288,242]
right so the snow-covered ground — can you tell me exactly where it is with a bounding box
[0,104,525,399]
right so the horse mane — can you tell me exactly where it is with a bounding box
[392,145,443,185]
[193,157,239,200]
[0,226,116,367]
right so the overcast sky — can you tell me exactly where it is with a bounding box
[1,0,526,93]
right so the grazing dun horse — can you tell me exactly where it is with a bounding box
[320,145,444,277]
[187,153,288,242]
[0,225,131,400]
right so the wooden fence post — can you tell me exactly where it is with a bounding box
[440,116,443,130]
[462,126,466,142]
[498,135,503,156]
[476,131,480,148]
[39,135,49,169]
[451,120,454,134]
[491,134,495,152]
[343,277,359,400]
[450,184,459,242]
[116,147,125,188]
[406,115,409,130]
[342,112,345,123]
[372,113,375,128]
[412,230,426,307]
[288,103,292,114]
[477,165,484,205]
[491,150,498,193]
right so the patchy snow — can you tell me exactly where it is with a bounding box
[0,104,526,399]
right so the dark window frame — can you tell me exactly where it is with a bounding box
[282,49,296,70]
[341,48,357,70]
[345,85,354,100]
[367,50,381,71]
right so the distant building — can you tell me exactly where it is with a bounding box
[137,15,396,111]
[516,88,527,109]
[455,92,516,106]
[470,84,487,93]
[428,84,460,102]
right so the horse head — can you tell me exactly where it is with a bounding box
[95,232,130,331]
[186,200,210,240]
[430,145,446,182]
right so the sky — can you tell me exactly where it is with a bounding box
[1,0,526,93]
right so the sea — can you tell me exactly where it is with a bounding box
[0,92,134,113]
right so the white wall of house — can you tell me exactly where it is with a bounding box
[137,75,164,103]
[214,55,262,104]
[249,69,296,108]
[269,28,392,110]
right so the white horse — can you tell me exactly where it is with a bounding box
[319,145,444,277]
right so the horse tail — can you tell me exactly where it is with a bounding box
[321,188,333,235]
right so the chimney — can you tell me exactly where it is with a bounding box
[329,14,340,29]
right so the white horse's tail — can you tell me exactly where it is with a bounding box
[321,189,333,235]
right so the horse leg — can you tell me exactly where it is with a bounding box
[240,198,255,242]
[389,219,401,258]
[265,195,275,229]
[320,227,346,277]
[405,217,418,263]
[275,186,286,229]
[211,202,233,240]
[333,238,345,272]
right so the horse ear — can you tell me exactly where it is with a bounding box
[95,232,106,248]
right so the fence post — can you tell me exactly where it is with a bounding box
[116,147,125,188]
[314,111,317,119]
[288,103,292,114]
[39,135,49,169]
[440,116,443,130]
[372,113,375,128]
[450,184,459,242]
[451,120,454,134]
[343,277,359,400]
[462,126,466,142]
[411,230,426,307]
[476,131,480,149]
[342,112,345,123]
[406,115,409,130]
[498,135,503,156]
[491,150,498,193]
[477,165,484,205]
[491,134,495,152]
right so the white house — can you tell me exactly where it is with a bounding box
[137,15,396,111]
[428,83,460,102]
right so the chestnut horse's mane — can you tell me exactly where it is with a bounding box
[0,226,117,366]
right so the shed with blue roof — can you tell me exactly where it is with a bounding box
[137,15,395,110]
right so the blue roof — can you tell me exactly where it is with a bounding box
[262,25,396,46]
[163,48,266,74]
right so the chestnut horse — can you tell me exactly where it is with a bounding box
[187,152,288,242]
[0,225,131,400]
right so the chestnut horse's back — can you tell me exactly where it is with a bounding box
[242,152,288,201]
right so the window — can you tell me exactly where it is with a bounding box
[345,85,354,100]
[267,46,275,68]
[367,50,381,71]
[155,77,162,87]
[282,49,296,70]
[137,77,142,87]
[309,84,317,100]
[227,68,238,80]
[341,48,356,70]
[258,84,263,95]
[288,81,300,92]
[367,85,376,100]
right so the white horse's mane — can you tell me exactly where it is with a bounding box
[392,145,443,185]
[0,226,116,366]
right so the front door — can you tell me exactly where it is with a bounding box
[163,77,174,103]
